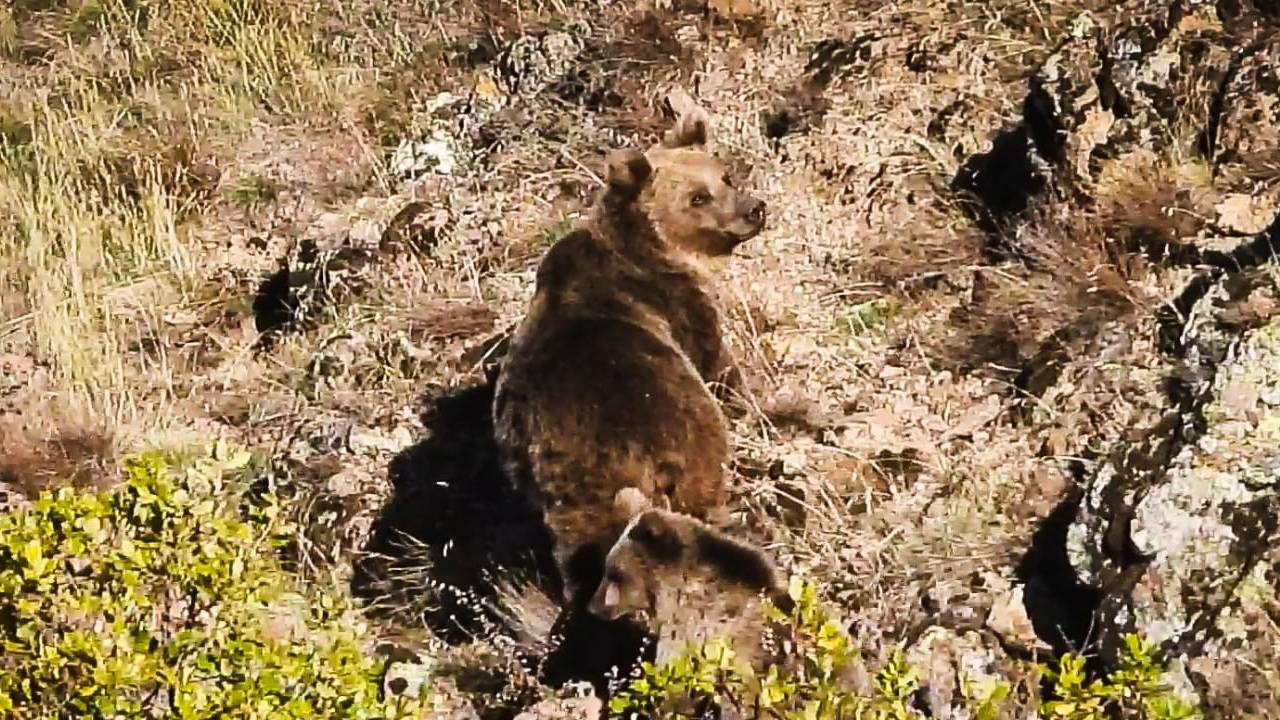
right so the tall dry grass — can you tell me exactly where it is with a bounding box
[0,0,423,450]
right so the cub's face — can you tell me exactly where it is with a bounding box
[587,495,793,624]
[587,510,682,621]
[642,146,767,259]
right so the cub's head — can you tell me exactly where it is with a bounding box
[587,488,790,622]
[600,96,767,264]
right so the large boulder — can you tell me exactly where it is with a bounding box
[1066,257,1279,713]
[949,1,1280,711]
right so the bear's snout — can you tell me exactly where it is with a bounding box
[727,195,766,243]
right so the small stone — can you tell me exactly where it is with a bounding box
[390,425,414,449]
[312,212,351,240]
[906,626,1008,718]
[325,467,369,496]
[350,219,381,247]
[384,660,433,699]
[389,136,456,178]
[1215,194,1273,235]
[986,585,1051,653]
[347,427,401,455]
[675,24,701,44]
[514,694,603,720]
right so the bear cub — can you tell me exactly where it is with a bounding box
[492,101,767,608]
[589,487,794,665]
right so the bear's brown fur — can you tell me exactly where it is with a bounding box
[492,102,766,606]
[588,487,793,665]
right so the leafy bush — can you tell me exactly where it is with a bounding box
[609,580,1201,720]
[1042,635,1199,720]
[0,443,423,719]
[608,580,923,719]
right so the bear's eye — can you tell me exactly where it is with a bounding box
[690,190,712,207]
[605,568,626,585]
[721,174,733,187]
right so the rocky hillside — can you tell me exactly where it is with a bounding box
[1,0,1277,716]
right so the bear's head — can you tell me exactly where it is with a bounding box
[602,99,767,264]
[587,488,790,622]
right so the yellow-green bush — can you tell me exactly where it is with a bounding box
[1041,635,1200,720]
[0,444,423,719]
[609,580,1200,720]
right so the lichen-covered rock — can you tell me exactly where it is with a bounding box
[494,32,587,99]
[1038,0,1234,164]
[389,136,458,178]
[513,681,601,720]
[1066,268,1280,712]
[904,625,1014,719]
[1209,33,1280,213]
[384,656,435,700]
[985,583,1051,654]
[955,1,1275,251]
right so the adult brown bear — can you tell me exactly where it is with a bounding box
[493,99,766,609]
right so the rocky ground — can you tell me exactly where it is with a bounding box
[1,0,1277,716]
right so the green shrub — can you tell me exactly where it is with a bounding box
[609,579,920,719]
[1042,635,1199,720]
[609,579,1201,720]
[0,443,423,719]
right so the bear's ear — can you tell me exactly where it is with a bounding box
[629,511,683,562]
[604,148,652,198]
[661,88,710,148]
[613,487,652,522]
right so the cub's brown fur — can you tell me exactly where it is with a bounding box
[492,104,766,606]
[589,488,793,665]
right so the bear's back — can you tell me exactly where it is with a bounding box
[525,226,725,382]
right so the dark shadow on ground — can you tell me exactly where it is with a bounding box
[351,376,653,698]
[1016,488,1102,661]
[351,380,556,640]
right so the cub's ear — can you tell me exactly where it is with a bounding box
[604,148,652,198]
[629,511,684,562]
[613,487,652,522]
[661,88,710,148]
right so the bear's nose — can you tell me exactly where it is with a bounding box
[747,199,766,224]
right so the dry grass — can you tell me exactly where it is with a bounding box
[0,412,115,498]
[0,0,456,449]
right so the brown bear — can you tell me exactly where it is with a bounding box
[588,487,793,667]
[492,101,766,608]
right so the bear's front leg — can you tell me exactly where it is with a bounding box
[711,350,760,420]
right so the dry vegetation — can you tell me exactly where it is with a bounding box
[2,0,1278,716]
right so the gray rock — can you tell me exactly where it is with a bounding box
[904,625,1013,720]
[1067,269,1280,712]
[384,657,435,700]
[514,684,602,720]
